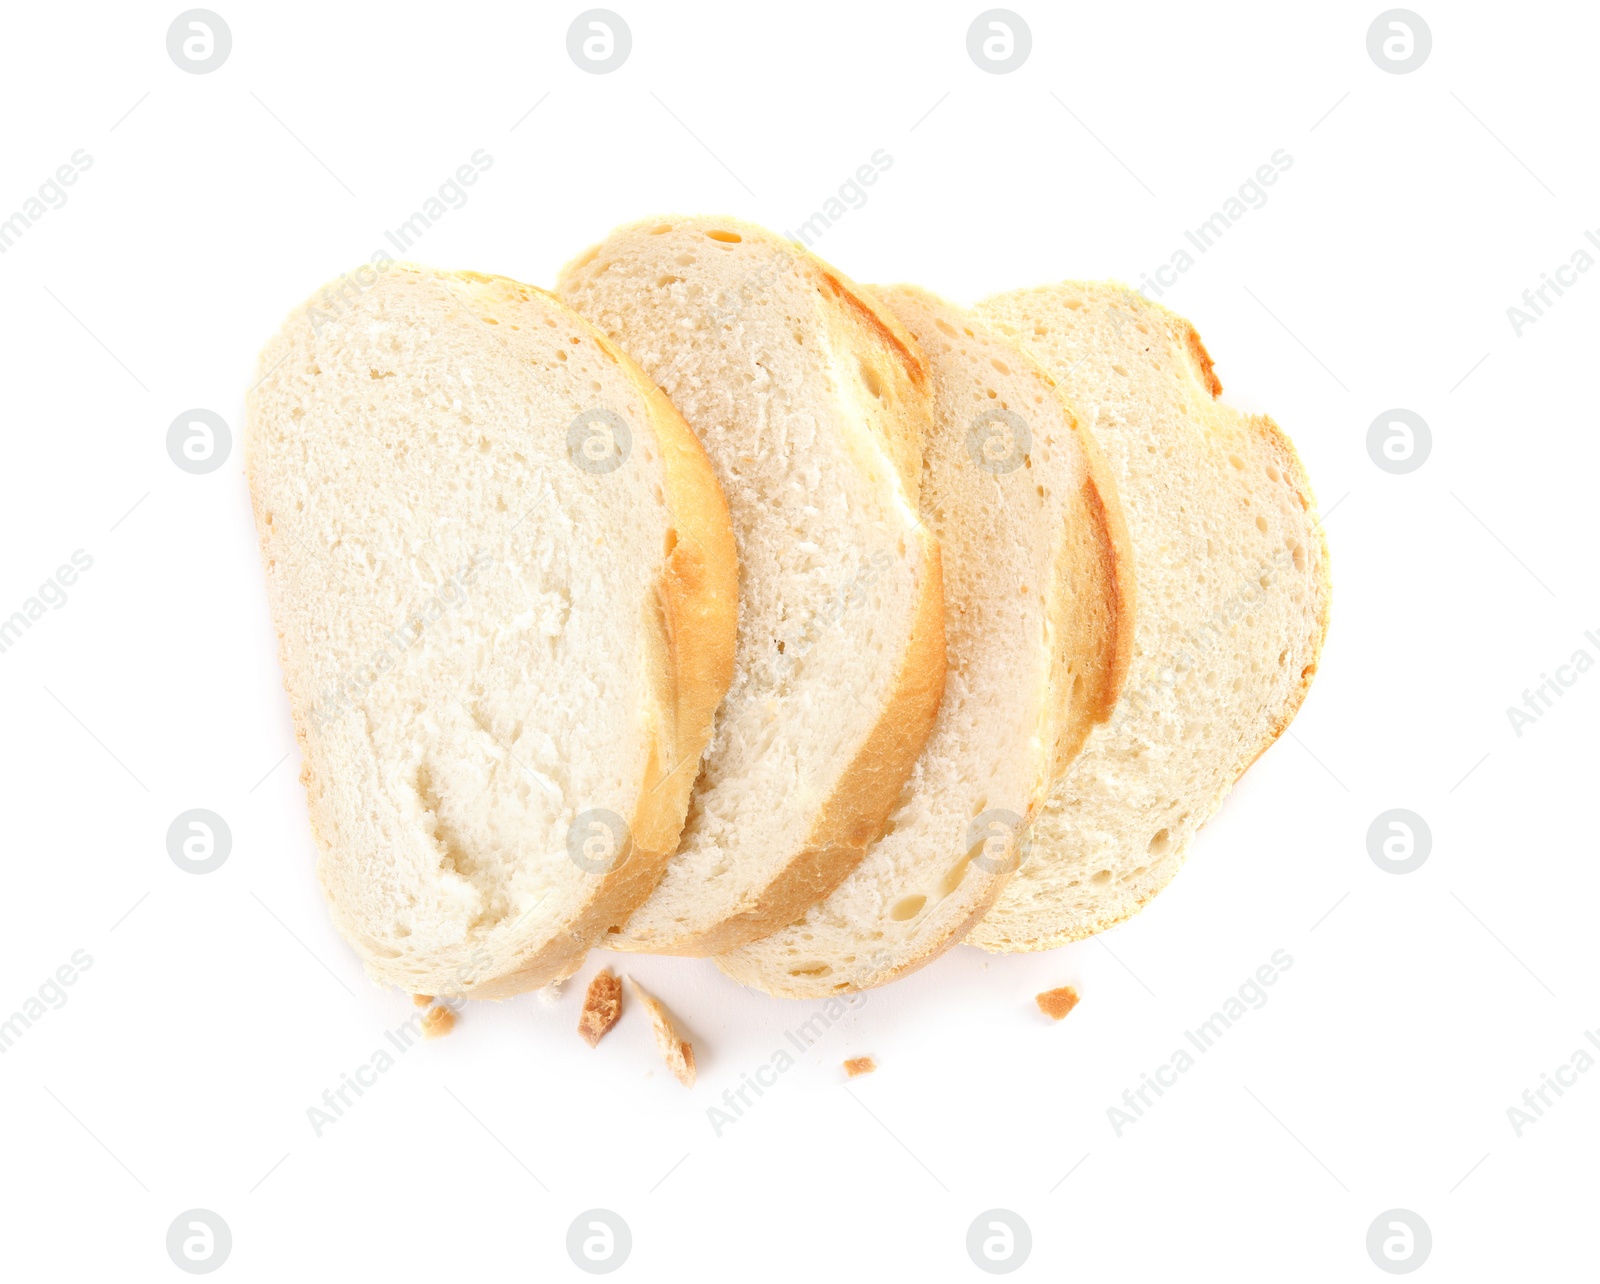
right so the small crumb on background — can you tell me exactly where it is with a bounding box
[421,1005,456,1039]
[412,994,433,1007]
[578,969,623,1047]
[843,1056,877,1078]
[1036,985,1080,1020]
[627,978,696,1087]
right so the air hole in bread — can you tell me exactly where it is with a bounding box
[1255,514,1269,533]
[889,895,926,921]
[790,963,832,977]
[657,275,684,288]
[1112,363,1129,377]
[1228,453,1245,470]
[706,229,742,244]
[1265,464,1282,482]
[648,224,673,235]
[990,357,1011,375]
[938,854,975,897]
[1065,300,1084,310]
[1091,869,1112,886]
[935,318,960,338]
[860,361,884,400]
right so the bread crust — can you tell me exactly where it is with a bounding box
[248,267,737,999]
[1044,386,1137,777]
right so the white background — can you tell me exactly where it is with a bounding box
[1,1,1595,1278]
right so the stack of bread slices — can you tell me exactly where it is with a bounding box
[246,215,1329,1001]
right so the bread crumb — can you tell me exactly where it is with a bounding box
[421,1005,456,1039]
[627,978,696,1087]
[1036,985,1080,1020]
[537,979,565,1006]
[412,994,434,1008]
[578,969,623,1047]
[843,1056,877,1078]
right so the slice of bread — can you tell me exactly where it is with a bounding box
[716,287,1132,997]
[968,282,1331,951]
[557,217,947,956]
[246,266,737,997]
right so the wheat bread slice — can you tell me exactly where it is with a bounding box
[557,216,946,956]
[246,266,737,997]
[967,282,1330,951]
[716,286,1132,996]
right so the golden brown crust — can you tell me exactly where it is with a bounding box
[577,969,623,1047]
[810,264,930,507]
[1047,395,1137,778]
[1035,985,1080,1020]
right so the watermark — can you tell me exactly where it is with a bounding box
[1506,1026,1600,1137]
[168,409,232,474]
[567,1209,631,1272]
[967,406,1030,473]
[706,993,868,1136]
[567,408,632,474]
[1506,630,1599,736]
[966,1209,1031,1273]
[167,10,231,74]
[0,549,94,657]
[1106,949,1294,1136]
[1135,150,1293,299]
[0,949,94,1055]
[1111,545,1296,735]
[167,809,232,875]
[779,150,894,249]
[968,809,1031,875]
[304,149,496,334]
[567,11,631,73]
[0,150,93,255]
[1367,11,1431,74]
[774,550,896,676]
[1367,409,1431,474]
[305,999,464,1137]
[1366,1209,1431,1273]
[166,1209,232,1274]
[566,808,632,875]
[1507,230,1600,336]
[309,551,493,730]
[1366,809,1430,874]
[967,10,1032,74]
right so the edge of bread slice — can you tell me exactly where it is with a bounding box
[968,281,1330,951]
[558,217,946,957]
[246,266,737,997]
[716,285,1132,996]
